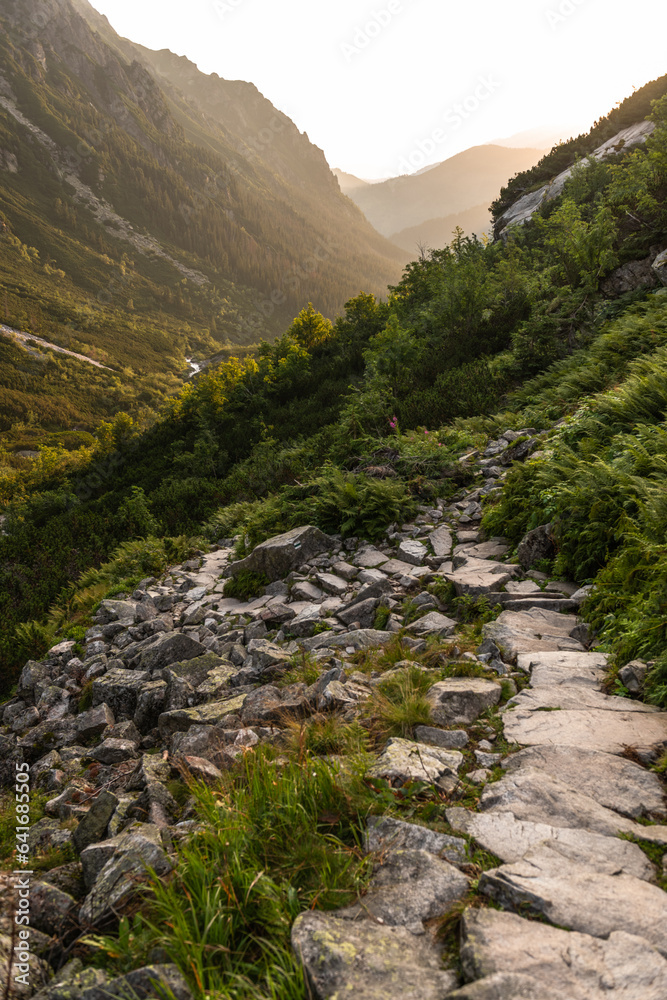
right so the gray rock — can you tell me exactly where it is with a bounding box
[134,679,168,732]
[479,768,649,839]
[429,525,453,558]
[397,539,428,566]
[366,816,467,865]
[72,791,119,854]
[354,547,388,568]
[483,608,584,663]
[446,808,654,879]
[414,725,468,749]
[479,853,667,957]
[337,848,469,927]
[76,704,115,741]
[247,638,293,673]
[300,628,393,652]
[516,524,554,569]
[291,580,324,602]
[80,965,192,1000]
[291,910,458,1000]
[368,737,463,786]
[287,604,324,638]
[80,823,169,889]
[619,659,649,694]
[91,669,150,718]
[460,907,667,1000]
[406,611,457,638]
[30,880,78,936]
[426,678,501,726]
[337,598,380,629]
[79,841,172,926]
[652,248,667,286]
[503,703,667,755]
[158,694,247,737]
[445,558,518,598]
[241,684,308,724]
[316,572,348,596]
[503,745,667,819]
[229,525,332,581]
[90,738,139,766]
[179,755,223,784]
[445,973,567,1000]
[135,633,207,672]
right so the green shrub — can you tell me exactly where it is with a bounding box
[223,571,269,601]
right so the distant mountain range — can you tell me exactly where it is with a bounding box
[335,145,550,252]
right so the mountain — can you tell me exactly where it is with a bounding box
[333,168,370,195]
[344,144,548,240]
[390,202,493,253]
[488,125,577,149]
[0,0,406,436]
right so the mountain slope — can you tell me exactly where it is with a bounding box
[0,0,406,366]
[390,203,493,253]
[345,145,548,238]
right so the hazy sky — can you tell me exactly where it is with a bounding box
[89,0,667,178]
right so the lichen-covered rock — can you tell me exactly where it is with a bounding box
[76,704,115,741]
[229,525,332,582]
[368,737,463,786]
[80,964,192,1000]
[30,880,78,936]
[135,633,207,672]
[426,678,501,726]
[365,816,467,865]
[72,791,119,854]
[292,910,458,1000]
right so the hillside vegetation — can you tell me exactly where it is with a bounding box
[0,0,405,451]
[1,83,667,712]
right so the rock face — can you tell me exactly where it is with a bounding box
[228,525,332,581]
[653,248,667,286]
[516,524,554,570]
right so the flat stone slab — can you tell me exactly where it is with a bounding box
[508,685,660,713]
[300,628,393,652]
[484,608,584,663]
[316,572,348,596]
[503,705,667,755]
[446,973,568,1000]
[368,737,463,785]
[479,768,650,839]
[517,650,608,688]
[429,525,453,558]
[366,816,467,865]
[505,580,544,595]
[427,678,502,726]
[503,745,667,819]
[454,540,510,561]
[479,854,667,957]
[355,547,388,568]
[380,558,416,576]
[446,808,653,879]
[414,725,468,749]
[406,612,457,638]
[445,558,517,598]
[337,848,469,927]
[459,907,667,1000]
[292,910,457,999]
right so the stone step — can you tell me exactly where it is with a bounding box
[503,703,667,755]
[457,908,667,1000]
[483,592,578,613]
[479,853,667,957]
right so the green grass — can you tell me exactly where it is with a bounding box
[84,749,374,999]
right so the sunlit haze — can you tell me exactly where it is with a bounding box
[77,0,667,176]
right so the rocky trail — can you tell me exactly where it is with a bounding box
[2,425,667,1000]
